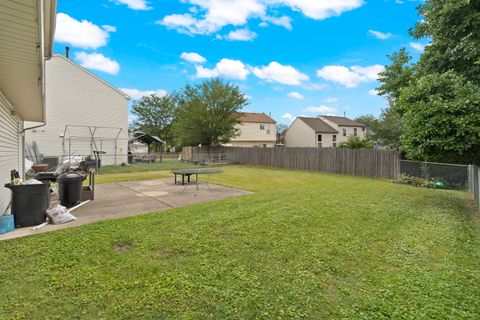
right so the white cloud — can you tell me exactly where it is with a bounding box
[282,112,294,121]
[114,0,152,10]
[368,30,392,40]
[55,13,112,49]
[224,29,258,41]
[316,65,384,88]
[102,25,117,33]
[325,97,338,103]
[275,0,364,20]
[262,15,292,30]
[75,52,120,75]
[120,88,167,99]
[306,105,337,114]
[158,14,199,34]
[288,92,304,100]
[368,89,379,96]
[157,0,363,35]
[180,52,207,64]
[195,58,250,80]
[253,62,309,86]
[410,42,425,52]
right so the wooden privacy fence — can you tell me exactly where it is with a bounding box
[193,147,400,179]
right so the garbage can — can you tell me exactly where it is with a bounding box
[57,172,86,208]
[128,153,134,164]
[4,182,50,228]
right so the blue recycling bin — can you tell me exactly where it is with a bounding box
[0,214,15,234]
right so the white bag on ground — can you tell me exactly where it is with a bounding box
[46,205,77,224]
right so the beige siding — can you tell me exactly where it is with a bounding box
[230,141,276,148]
[319,117,367,143]
[316,133,338,148]
[25,56,129,165]
[285,118,316,147]
[230,121,276,147]
[0,92,23,213]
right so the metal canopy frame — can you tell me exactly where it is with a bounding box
[62,125,126,165]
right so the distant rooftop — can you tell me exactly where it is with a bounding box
[298,117,338,133]
[320,116,365,127]
[239,112,276,124]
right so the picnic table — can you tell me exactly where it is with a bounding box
[172,168,223,186]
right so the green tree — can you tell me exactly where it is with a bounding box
[276,123,288,144]
[411,0,480,84]
[376,0,480,163]
[376,47,413,115]
[339,136,373,149]
[173,79,248,146]
[354,114,378,140]
[131,94,176,145]
[399,71,480,164]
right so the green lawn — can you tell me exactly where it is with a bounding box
[1,166,479,319]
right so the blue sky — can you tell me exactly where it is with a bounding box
[53,0,425,125]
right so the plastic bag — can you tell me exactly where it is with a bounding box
[46,205,77,224]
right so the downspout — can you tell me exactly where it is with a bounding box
[21,0,50,178]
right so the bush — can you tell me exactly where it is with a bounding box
[397,173,443,189]
[339,136,374,149]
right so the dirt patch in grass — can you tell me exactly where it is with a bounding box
[113,243,131,252]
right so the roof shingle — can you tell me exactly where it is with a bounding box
[238,112,276,123]
[298,117,338,133]
[320,116,365,127]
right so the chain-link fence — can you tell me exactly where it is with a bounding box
[399,160,469,190]
[468,165,480,209]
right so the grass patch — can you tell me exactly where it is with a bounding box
[1,166,479,319]
[100,159,199,174]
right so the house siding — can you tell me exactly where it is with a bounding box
[25,56,129,165]
[319,117,367,143]
[230,122,276,147]
[285,118,317,147]
[0,92,23,213]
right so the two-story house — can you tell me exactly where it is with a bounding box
[229,112,277,147]
[285,116,366,148]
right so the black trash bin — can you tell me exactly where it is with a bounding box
[5,182,50,228]
[57,172,86,208]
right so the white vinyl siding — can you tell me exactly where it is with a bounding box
[230,122,276,147]
[0,92,23,213]
[25,56,129,165]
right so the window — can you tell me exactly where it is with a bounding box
[317,134,322,147]
[354,128,358,136]
[333,135,337,142]
[263,144,267,148]
[343,128,347,137]
[260,124,265,130]
[266,129,271,134]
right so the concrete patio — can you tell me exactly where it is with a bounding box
[0,178,251,241]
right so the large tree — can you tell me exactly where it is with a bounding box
[400,71,480,164]
[131,94,176,145]
[376,0,480,164]
[173,79,248,146]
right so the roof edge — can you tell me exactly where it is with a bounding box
[52,54,131,100]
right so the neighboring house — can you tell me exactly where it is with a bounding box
[229,112,277,147]
[0,0,57,213]
[25,55,130,166]
[285,116,366,148]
